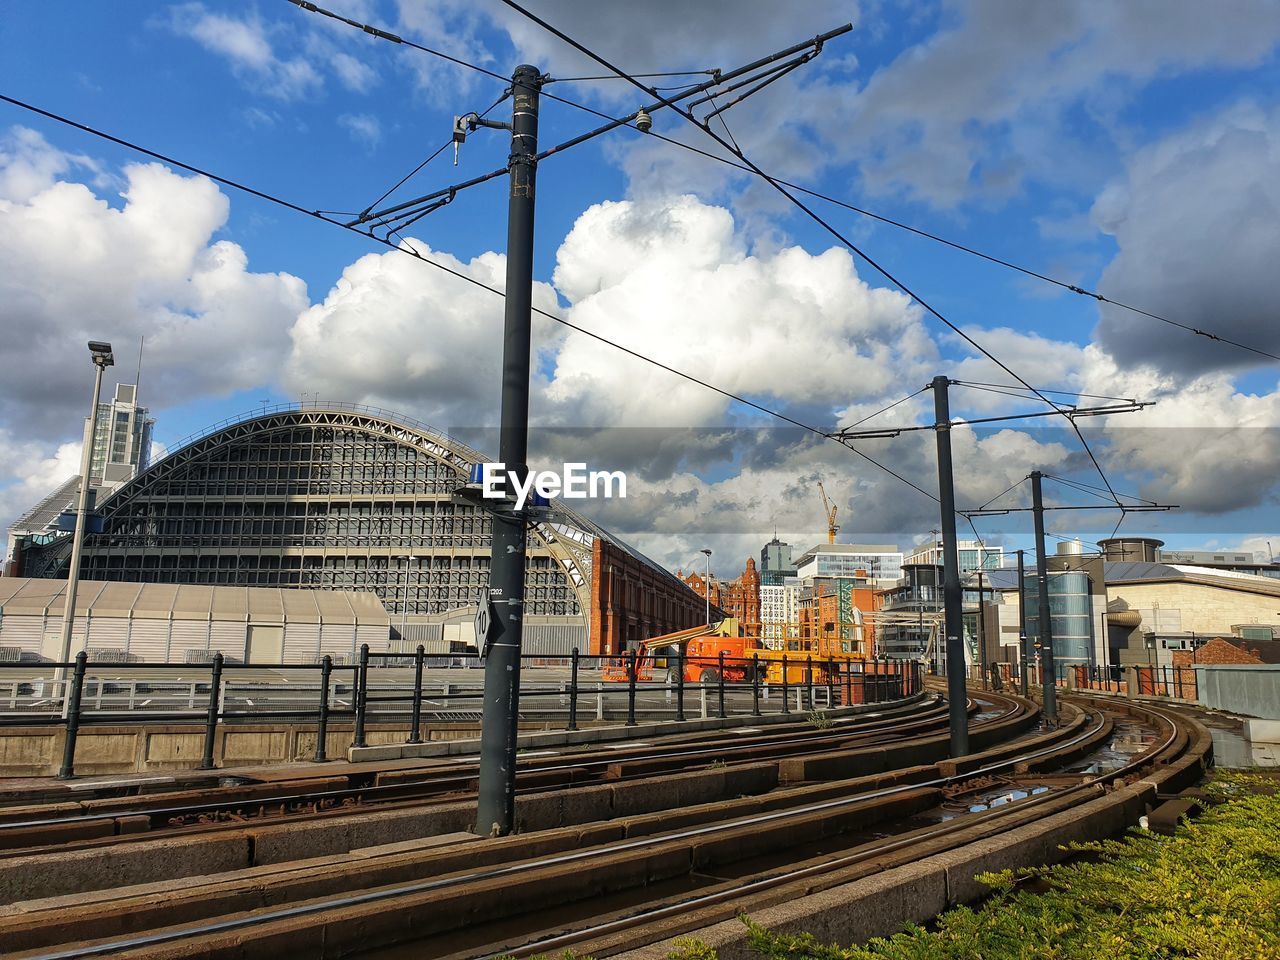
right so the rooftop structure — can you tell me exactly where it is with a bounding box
[14,403,707,657]
[793,543,903,587]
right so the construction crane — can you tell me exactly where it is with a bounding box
[817,480,839,545]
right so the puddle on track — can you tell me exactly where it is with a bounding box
[1058,718,1160,776]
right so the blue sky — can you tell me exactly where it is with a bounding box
[2,1,1280,570]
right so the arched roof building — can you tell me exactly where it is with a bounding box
[20,403,704,656]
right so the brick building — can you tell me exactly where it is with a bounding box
[681,557,762,639]
[1172,636,1280,667]
[799,577,877,656]
[590,538,712,656]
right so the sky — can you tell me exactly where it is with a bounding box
[2,0,1280,576]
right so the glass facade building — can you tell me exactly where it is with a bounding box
[90,383,154,490]
[1023,570,1094,665]
[795,545,904,585]
[759,537,797,587]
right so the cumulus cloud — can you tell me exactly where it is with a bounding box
[283,240,561,431]
[0,433,83,541]
[1092,101,1280,375]
[544,195,933,428]
[1100,372,1280,515]
[0,128,307,441]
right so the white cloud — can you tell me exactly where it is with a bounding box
[283,240,561,431]
[544,195,933,428]
[839,0,1280,205]
[0,128,308,442]
[0,433,82,541]
[0,126,98,202]
[337,113,382,146]
[167,3,323,101]
[331,52,378,93]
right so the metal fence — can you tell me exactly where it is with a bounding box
[3,646,924,779]
[962,660,1195,700]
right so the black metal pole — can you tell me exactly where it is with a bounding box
[675,647,685,722]
[1101,615,1111,692]
[567,647,579,731]
[354,642,370,748]
[199,651,223,771]
[476,64,542,839]
[408,644,425,744]
[1030,471,1058,724]
[805,655,814,710]
[781,653,790,714]
[717,650,726,718]
[826,657,835,707]
[626,649,637,726]
[1017,549,1029,697]
[977,570,987,690]
[933,376,969,756]
[57,651,88,780]
[314,654,332,762]
[751,652,761,716]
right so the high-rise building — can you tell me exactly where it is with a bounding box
[5,383,154,576]
[90,383,154,491]
[760,575,800,648]
[759,536,796,586]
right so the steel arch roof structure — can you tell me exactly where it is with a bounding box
[24,402,696,653]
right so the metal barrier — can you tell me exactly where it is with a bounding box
[1,648,927,778]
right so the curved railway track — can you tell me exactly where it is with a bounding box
[0,689,1212,960]
[0,691,1017,854]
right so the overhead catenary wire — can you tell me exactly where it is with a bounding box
[844,386,929,429]
[0,91,937,508]
[492,0,1130,513]
[1043,473,1161,507]
[548,70,721,83]
[285,0,1280,369]
[360,90,510,217]
[950,380,1140,404]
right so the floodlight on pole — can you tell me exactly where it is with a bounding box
[58,340,114,721]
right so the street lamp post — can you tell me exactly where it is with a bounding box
[700,549,712,626]
[58,340,114,715]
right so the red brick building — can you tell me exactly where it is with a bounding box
[681,557,762,639]
[1172,636,1280,666]
[799,579,877,656]
[590,538,711,656]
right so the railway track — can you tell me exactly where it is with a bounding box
[0,691,1005,854]
[0,688,1137,959]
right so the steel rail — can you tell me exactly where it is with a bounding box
[0,695,962,834]
[496,697,1184,959]
[19,695,1103,960]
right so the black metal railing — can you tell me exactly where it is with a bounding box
[1,646,927,777]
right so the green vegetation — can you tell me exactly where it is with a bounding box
[668,772,1280,959]
[807,709,833,730]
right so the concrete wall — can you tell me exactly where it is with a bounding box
[0,722,488,777]
[1196,663,1280,719]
